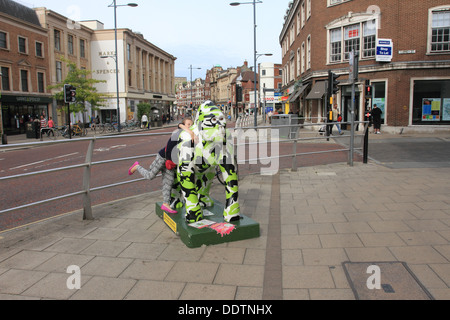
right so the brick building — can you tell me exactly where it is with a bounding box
[280,0,450,132]
[1,0,176,137]
[0,0,52,135]
[230,61,258,118]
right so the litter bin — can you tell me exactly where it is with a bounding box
[271,114,299,139]
[26,121,37,139]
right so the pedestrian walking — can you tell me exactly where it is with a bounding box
[141,114,148,129]
[40,115,49,136]
[128,118,195,214]
[371,104,383,134]
[330,104,343,135]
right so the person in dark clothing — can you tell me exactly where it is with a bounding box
[128,118,194,213]
[371,104,383,134]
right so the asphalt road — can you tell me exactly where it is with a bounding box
[0,127,356,232]
[365,136,450,169]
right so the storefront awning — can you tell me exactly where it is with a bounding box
[306,81,327,100]
[289,83,310,102]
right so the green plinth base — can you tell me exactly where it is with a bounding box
[155,200,260,248]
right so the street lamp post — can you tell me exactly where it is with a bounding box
[230,0,267,128]
[0,71,5,144]
[108,1,138,132]
[189,65,201,112]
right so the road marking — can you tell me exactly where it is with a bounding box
[94,145,127,152]
[9,152,79,170]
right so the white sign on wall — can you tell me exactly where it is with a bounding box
[376,39,393,62]
[90,40,125,93]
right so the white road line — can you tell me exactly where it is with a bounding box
[9,152,79,170]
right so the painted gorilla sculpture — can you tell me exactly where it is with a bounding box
[170,101,240,223]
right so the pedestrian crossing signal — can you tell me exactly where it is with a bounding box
[365,85,373,98]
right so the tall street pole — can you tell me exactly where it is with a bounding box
[114,0,121,132]
[253,0,258,128]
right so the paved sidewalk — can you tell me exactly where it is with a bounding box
[0,160,449,300]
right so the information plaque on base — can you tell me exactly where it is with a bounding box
[155,200,260,248]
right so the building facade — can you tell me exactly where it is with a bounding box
[175,78,205,116]
[230,61,258,118]
[0,0,52,135]
[88,25,176,124]
[34,7,94,126]
[1,0,176,136]
[280,0,450,132]
[259,62,283,114]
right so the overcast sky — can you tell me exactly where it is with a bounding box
[18,0,289,79]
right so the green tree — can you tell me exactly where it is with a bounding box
[48,56,107,123]
[137,102,152,122]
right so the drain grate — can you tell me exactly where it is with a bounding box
[342,261,434,300]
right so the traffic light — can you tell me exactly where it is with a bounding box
[365,84,373,98]
[64,84,76,103]
[236,86,243,102]
[328,71,340,96]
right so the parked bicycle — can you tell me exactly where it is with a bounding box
[72,124,88,137]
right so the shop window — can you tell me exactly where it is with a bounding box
[372,82,386,123]
[412,80,450,124]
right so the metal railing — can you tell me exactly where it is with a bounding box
[0,121,368,222]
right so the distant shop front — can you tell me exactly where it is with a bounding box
[412,79,450,125]
[0,94,52,135]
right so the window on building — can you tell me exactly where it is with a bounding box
[127,44,131,61]
[68,35,74,55]
[80,39,86,58]
[363,20,377,58]
[54,29,61,51]
[1,67,10,91]
[37,72,45,93]
[307,0,311,19]
[56,61,62,83]
[18,36,27,54]
[0,31,7,49]
[290,24,295,46]
[20,70,28,92]
[430,9,450,53]
[128,69,132,86]
[329,0,351,6]
[344,24,360,60]
[301,42,305,74]
[330,28,342,62]
[36,41,43,57]
[307,35,311,69]
[328,15,379,63]
[301,1,305,28]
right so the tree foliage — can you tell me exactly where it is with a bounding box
[47,56,108,114]
[137,102,152,121]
